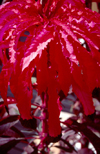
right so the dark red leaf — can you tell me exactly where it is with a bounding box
[60,138,77,152]
[64,119,100,153]
[54,145,73,153]
[78,148,94,154]
[0,115,19,125]
[11,126,25,138]
[0,138,23,154]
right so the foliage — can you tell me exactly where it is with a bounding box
[0,97,100,154]
[0,0,100,137]
[0,0,100,153]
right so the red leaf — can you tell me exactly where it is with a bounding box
[55,38,71,96]
[16,71,33,120]
[72,63,95,115]
[37,48,49,95]
[10,46,34,119]
[43,0,62,18]
[47,69,61,137]
[22,27,54,71]
[0,62,12,106]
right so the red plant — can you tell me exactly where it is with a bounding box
[0,0,100,137]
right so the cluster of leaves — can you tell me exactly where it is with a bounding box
[0,0,100,153]
[0,95,39,154]
[0,0,100,138]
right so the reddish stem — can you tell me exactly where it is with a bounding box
[38,91,49,152]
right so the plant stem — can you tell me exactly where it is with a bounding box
[38,91,48,152]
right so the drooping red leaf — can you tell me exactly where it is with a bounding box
[37,48,49,95]
[49,35,72,96]
[0,62,12,106]
[47,69,61,137]
[16,71,33,120]
[72,63,95,115]
[10,49,33,119]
